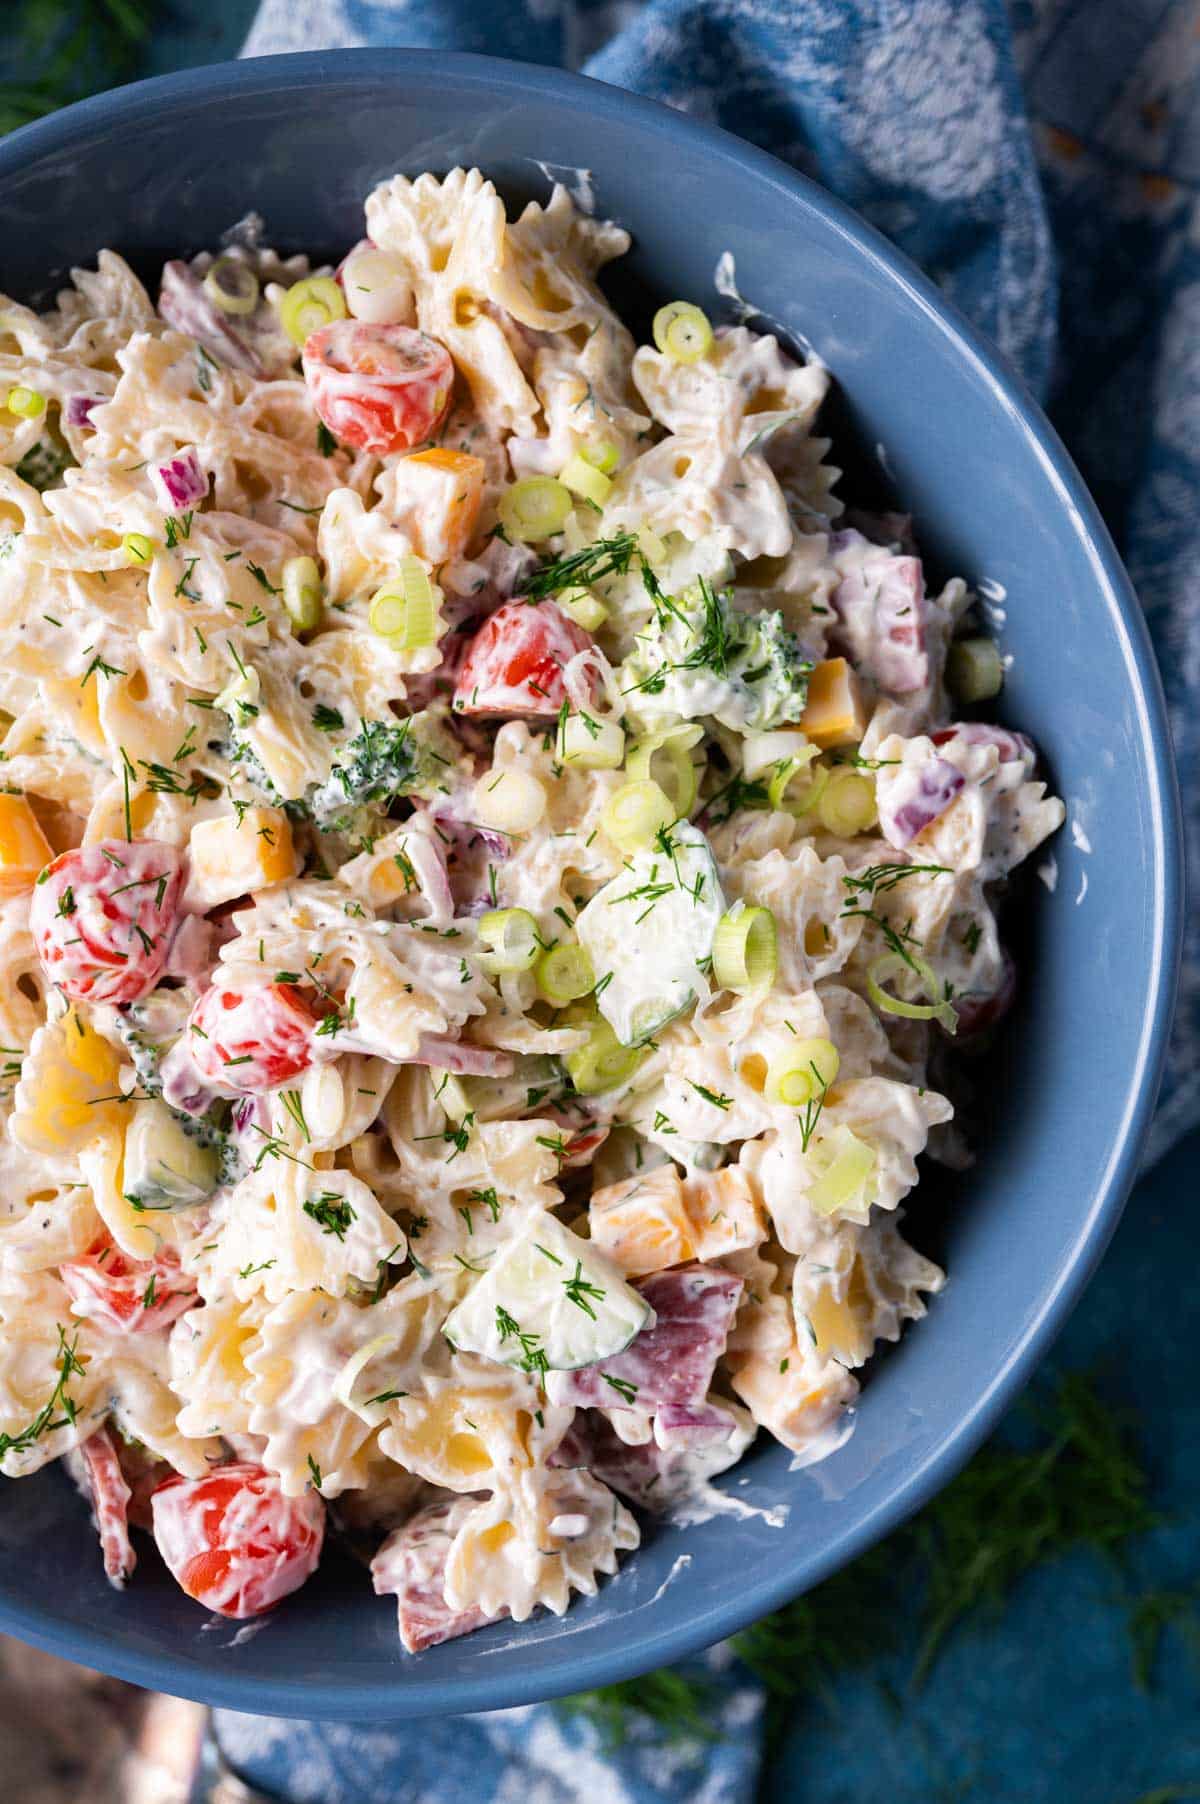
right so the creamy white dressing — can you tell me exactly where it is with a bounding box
[0,161,1065,1657]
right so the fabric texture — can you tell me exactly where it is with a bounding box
[214,1,1200,1797]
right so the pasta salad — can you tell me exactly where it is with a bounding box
[0,168,1064,1647]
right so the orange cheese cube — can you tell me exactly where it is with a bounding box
[387,448,485,564]
[0,793,52,892]
[800,658,868,748]
[589,1165,764,1277]
[183,807,298,910]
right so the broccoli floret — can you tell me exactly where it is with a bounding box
[16,423,75,493]
[305,719,423,831]
[620,579,812,734]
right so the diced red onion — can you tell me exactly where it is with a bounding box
[150,447,209,513]
[63,393,105,430]
[932,723,1034,765]
[880,756,965,849]
[653,1400,738,1450]
[159,259,263,376]
[555,1411,744,1513]
[395,828,454,923]
[412,1035,515,1078]
[158,1039,220,1119]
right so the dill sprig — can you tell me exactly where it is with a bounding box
[0,1,154,136]
[560,1373,1166,1750]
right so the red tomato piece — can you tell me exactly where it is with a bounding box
[78,1425,136,1587]
[30,839,182,1005]
[151,1461,325,1618]
[187,980,318,1093]
[301,320,453,455]
[61,1242,198,1335]
[452,601,593,719]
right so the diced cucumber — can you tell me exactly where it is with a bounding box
[441,1212,652,1373]
[575,820,725,1046]
[123,1098,219,1207]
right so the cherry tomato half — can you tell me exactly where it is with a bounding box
[187,981,318,1094]
[30,840,182,1005]
[151,1461,324,1618]
[61,1242,198,1335]
[452,600,593,719]
[301,320,453,455]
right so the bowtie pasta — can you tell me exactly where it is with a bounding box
[0,168,1063,1645]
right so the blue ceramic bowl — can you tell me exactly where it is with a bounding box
[0,50,1181,1720]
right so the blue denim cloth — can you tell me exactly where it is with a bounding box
[214,2,1200,1797]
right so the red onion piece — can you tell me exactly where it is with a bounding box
[411,1035,515,1078]
[159,259,263,376]
[150,447,209,513]
[932,722,1034,765]
[880,756,965,849]
[653,1399,738,1449]
[554,1411,743,1513]
[63,393,105,430]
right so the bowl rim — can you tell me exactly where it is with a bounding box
[0,45,1183,1720]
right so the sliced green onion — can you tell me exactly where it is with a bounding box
[478,907,540,974]
[121,532,155,567]
[600,778,676,853]
[580,439,619,475]
[472,767,547,833]
[817,767,877,837]
[652,302,714,365]
[558,710,625,770]
[807,1125,876,1217]
[560,453,612,510]
[331,1333,400,1423]
[6,386,45,420]
[279,276,347,347]
[742,729,811,781]
[537,942,595,1005]
[203,257,260,316]
[769,756,827,814]
[765,1036,840,1107]
[556,584,609,632]
[369,556,438,649]
[496,476,572,543]
[712,903,778,992]
[564,1009,643,1094]
[638,525,668,567]
[867,951,958,1034]
[947,635,1004,703]
[282,555,323,632]
[625,724,704,819]
[434,1071,472,1124]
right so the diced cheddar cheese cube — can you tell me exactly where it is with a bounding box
[386,448,485,564]
[589,1165,764,1277]
[183,807,298,911]
[800,658,868,748]
[0,793,52,892]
